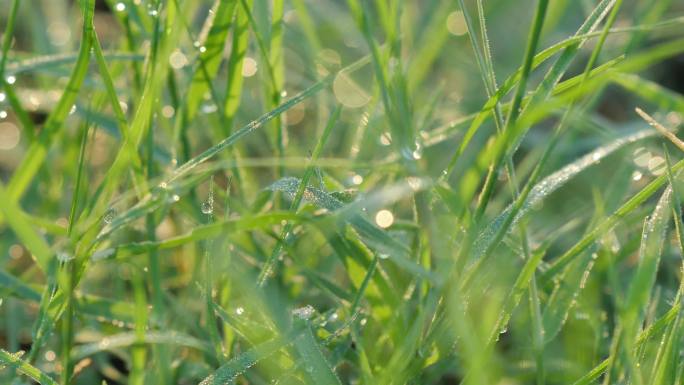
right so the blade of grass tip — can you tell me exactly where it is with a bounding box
[198,328,306,385]
[445,0,549,224]
[294,324,343,385]
[635,108,684,153]
[649,149,684,385]
[490,248,546,343]
[458,0,522,222]
[442,0,615,181]
[257,105,342,287]
[542,154,684,280]
[612,182,674,384]
[541,249,598,343]
[0,349,59,385]
[77,0,183,234]
[4,0,95,205]
[184,0,238,121]
[572,303,682,385]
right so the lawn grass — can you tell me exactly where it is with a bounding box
[1,0,684,384]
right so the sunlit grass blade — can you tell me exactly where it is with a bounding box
[0,349,58,385]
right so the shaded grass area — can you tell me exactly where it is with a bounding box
[0,0,684,384]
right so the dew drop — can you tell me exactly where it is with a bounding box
[115,2,126,12]
[235,307,245,315]
[201,200,213,215]
[292,305,315,320]
[103,208,117,224]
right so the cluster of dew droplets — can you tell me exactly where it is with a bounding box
[103,207,117,224]
[201,177,215,215]
[292,305,315,320]
[472,130,656,259]
[0,350,25,369]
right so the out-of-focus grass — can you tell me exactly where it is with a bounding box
[0,0,684,384]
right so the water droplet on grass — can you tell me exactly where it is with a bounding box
[103,208,117,224]
[292,305,315,320]
[201,199,213,214]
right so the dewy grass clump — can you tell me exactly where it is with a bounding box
[1,0,684,384]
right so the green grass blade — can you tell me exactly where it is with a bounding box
[0,349,58,385]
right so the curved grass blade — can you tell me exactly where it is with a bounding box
[489,248,546,343]
[293,324,342,385]
[257,105,341,286]
[71,331,212,360]
[5,0,95,203]
[543,158,683,282]
[542,250,597,342]
[572,303,682,385]
[623,185,673,338]
[442,0,615,178]
[472,129,656,260]
[198,329,304,385]
[268,177,435,281]
[98,212,303,260]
